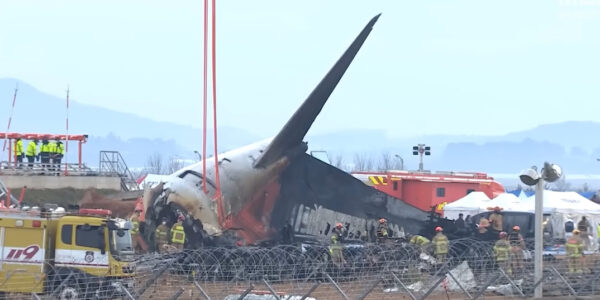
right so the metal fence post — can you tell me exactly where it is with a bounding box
[168,287,185,300]
[550,267,577,296]
[237,284,254,300]
[391,272,417,300]
[356,276,382,300]
[300,282,321,300]
[471,272,501,300]
[446,269,473,299]
[417,275,447,300]
[262,278,281,300]
[498,268,525,298]
[325,273,350,300]
[193,281,212,300]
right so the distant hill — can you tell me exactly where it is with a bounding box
[2,78,599,177]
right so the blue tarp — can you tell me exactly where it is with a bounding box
[507,190,535,197]
[578,191,596,200]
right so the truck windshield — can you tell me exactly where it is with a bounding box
[109,229,135,261]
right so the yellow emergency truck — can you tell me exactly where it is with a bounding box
[0,208,135,299]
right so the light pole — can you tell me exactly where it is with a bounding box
[193,150,202,162]
[412,144,430,172]
[519,162,562,299]
[394,154,404,170]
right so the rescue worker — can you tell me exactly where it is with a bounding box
[39,139,51,171]
[171,216,186,250]
[566,229,584,274]
[577,216,591,250]
[25,139,38,169]
[432,226,449,264]
[508,226,525,274]
[376,218,389,242]
[129,209,141,252]
[331,222,346,243]
[14,138,24,168]
[53,140,64,174]
[329,223,345,266]
[494,231,511,274]
[489,206,504,233]
[48,140,57,172]
[155,218,169,253]
[455,213,466,233]
[409,234,431,254]
[478,217,490,234]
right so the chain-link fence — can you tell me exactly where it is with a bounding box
[2,238,600,299]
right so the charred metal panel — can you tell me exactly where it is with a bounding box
[271,154,428,236]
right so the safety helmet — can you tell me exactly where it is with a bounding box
[435,226,443,232]
[336,222,343,228]
[499,231,507,238]
[573,229,580,234]
[513,225,520,231]
[379,218,387,224]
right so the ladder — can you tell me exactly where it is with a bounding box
[0,179,19,207]
[98,151,139,191]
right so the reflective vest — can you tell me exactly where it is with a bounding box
[57,143,65,155]
[130,216,139,234]
[26,141,37,156]
[494,239,510,261]
[155,224,169,243]
[40,143,51,154]
[377,225,388,238]
[566,236,583,258]
[48,142,57,154]
[432,233,449,254]
[171,224,185,244]
[410,235,430,247]
[14,140,23,156]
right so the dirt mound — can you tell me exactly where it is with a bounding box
[78,189,136,218]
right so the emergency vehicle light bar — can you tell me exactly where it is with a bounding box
[79,208,112,217]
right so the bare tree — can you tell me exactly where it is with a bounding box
[327,152,345,170]
[377,152,392,171]
[167,156,185,174]
[353,153,375,171]
[552,175,571,191]
[145,152,164,174]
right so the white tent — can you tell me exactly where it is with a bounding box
[528,191,600,250]
[443,192,491,220]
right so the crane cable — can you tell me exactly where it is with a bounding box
[201,0,209,195]
[202,0,225,227]
[2,85,18,154]
[211,0,225,227]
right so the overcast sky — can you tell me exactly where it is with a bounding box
[1,0,599,138]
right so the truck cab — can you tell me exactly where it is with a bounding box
[0,208,135,299]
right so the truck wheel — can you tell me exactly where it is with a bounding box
[58,285,80,300]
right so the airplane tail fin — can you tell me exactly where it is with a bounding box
[254,14,381,168]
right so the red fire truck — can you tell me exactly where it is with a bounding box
[352,170,505,214]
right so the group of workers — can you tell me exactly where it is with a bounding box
[13,138,65,171]
[330,218,450,266]
[129,209,186,253]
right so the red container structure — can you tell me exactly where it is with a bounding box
[352,170,505,215]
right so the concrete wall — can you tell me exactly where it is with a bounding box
[0,175,121,190]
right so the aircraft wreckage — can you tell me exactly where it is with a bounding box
[142,14,429,250]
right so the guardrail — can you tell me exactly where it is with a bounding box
[2,238,599,299]
[0,161,95,176]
